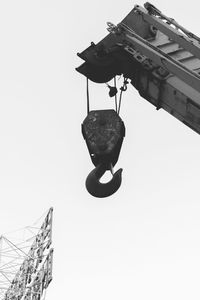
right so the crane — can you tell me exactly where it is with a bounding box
[76,2,200,198]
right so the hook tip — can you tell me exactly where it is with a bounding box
[85,165,123,198]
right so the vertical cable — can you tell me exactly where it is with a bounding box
[117,89,123,115]
[114,77,118,112]
[86,78,90,115]
[117,78,128,115]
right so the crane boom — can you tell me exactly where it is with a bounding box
[76,2,200,134]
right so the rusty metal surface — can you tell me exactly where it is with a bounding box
[82,110,124,155]
[82,110,125,166]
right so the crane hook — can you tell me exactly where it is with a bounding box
[85,163,123,198]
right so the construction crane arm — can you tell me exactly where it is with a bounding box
[76,3,200,134]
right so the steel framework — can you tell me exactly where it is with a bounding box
[0,208,53,300]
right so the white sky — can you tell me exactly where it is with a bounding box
[1,0,200,299]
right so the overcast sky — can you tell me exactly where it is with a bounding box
[1,0,200,299]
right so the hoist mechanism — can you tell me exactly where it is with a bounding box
[77,2,200,197]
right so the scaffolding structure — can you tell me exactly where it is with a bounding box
[0,208,53,300]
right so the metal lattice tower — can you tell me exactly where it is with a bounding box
[0,208,53,300]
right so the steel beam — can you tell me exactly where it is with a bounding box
[120,24,200,93]
[134,5,200,60]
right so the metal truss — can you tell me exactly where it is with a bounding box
[0,208,53,300]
